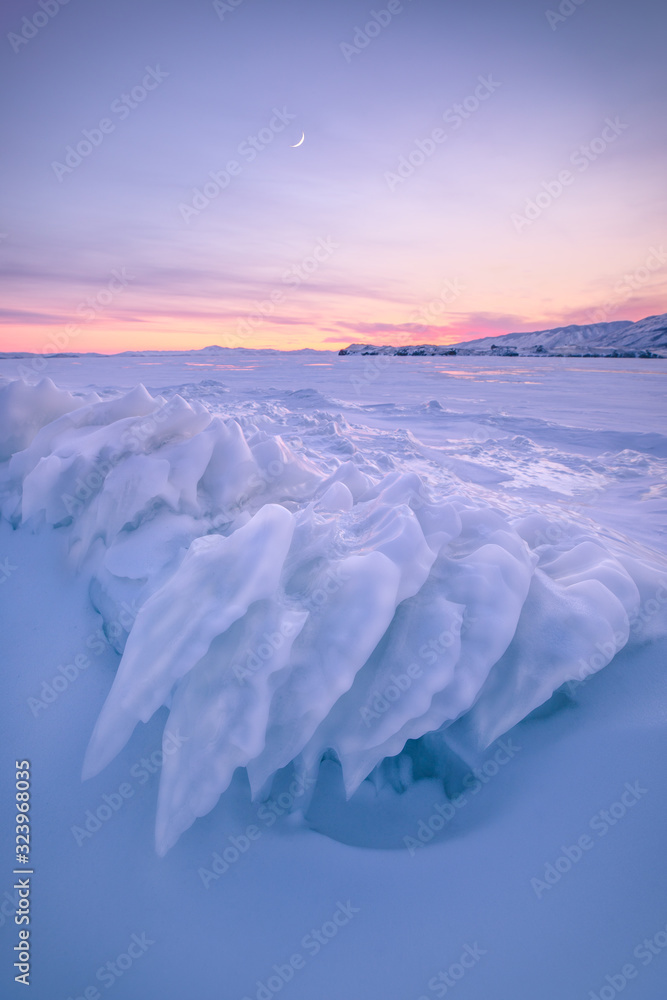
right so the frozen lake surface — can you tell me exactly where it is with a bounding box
[1,352,665,1000]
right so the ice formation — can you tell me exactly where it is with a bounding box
[1,378,665,855]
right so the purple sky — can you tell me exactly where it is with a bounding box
[1,0,665,351]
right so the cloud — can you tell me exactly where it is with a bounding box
[335,321,425,335]
[540,290,667,329]
[0,308,68,326]
[332,311,533,345]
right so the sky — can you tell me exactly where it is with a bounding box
[0,0,665,353]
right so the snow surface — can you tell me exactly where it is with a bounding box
[1,352,666,1000]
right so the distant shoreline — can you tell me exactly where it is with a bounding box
[337,345,664,359]
[0,347,665,361]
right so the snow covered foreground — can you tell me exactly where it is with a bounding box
[1,373,666,857]
[1,354,666,1000]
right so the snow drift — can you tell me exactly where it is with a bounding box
[1,377,665,855]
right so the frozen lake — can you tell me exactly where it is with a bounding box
[1,352,665,1000]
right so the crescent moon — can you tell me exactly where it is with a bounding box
[291,132,305,148]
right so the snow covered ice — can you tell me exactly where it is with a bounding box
[2,369,665,859]
[1,352,666,999]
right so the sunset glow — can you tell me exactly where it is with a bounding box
[1,0,665,354]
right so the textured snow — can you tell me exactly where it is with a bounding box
[1,373,665,856]
[2,353,667,1000]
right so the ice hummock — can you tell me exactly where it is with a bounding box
[1,377,665,855]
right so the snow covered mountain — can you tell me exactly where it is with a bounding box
[340,312,667,356]
[455,312,667,353]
